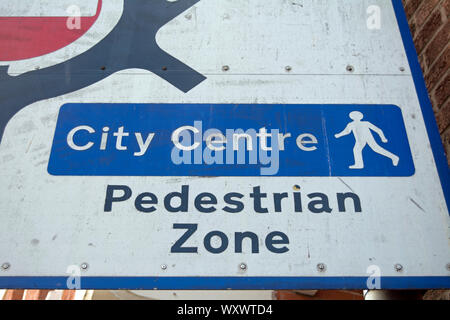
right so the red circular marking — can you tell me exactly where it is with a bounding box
[0,0,102,61]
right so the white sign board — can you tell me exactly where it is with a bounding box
[0,0,448,290]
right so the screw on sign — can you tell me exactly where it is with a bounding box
[80,263,89,271]
[395,264,403,272]
[0,0,449,291]
[317,263,326,272]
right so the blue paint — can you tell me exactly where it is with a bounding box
[48,103,414,177]
[391,0,449,213]
[0,0,448,290]
[0,276,449,290]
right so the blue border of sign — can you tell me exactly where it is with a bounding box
[391,0,450,212]
[0,276,449,290]
[0,0,448,290]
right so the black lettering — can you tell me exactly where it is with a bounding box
[273,192,288,212]
[223,193,244,213]
[134,192,158,213]
[164,185,189,212]
[204,231,228,254]
[194,192,217,213]
[294,192,302,212]
[337,193,362,212]
[171,223,198,253]
[235,232,259,253]
[307,192,332,213]
[104,185,132,212]
[250,186,268,213]
[266,231,289,253]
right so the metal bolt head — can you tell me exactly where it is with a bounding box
[394,264,403,272]
[317,263,326,272]
[1,262,10,270]
[399,67,405,72]
[161,264,168,270]
[239,263,247,270]
[446,263,450,271]
[285,66,292,72]
[346,65,354,72]
[222,65,230,72]
[80,262,89,270]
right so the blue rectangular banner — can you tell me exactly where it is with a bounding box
[48,103,415,176]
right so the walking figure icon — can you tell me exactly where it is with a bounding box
[335,111,400,169]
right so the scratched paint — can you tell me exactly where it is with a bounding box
[0,0,448,289]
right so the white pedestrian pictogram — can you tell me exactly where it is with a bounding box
[335,111,399,169]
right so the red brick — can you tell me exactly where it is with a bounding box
[443,0,450,18]
[62,290,77,300]
[406,0,450,164]
[423,20,450,67]
[24,290,51,300]
[3,290,25,300]
[425,46,450,93]
[435,99,450,133]
[433,72,450,107]
[414,0,440,26]
[414,9,444,54]
[405,0,422,20]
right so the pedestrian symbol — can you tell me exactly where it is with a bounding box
[335,111,400,169]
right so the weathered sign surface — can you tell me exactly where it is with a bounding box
[0,0,449,289]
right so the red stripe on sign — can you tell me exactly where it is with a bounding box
[0,0,102,61]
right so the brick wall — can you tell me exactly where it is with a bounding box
[403,0,450,165]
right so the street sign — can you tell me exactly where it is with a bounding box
[0,0,449,290]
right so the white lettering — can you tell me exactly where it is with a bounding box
[134,133,155,156]
[296,133,318,151]
[113,126,129,151]
[172,125,200,151]
[67,125,95,151]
